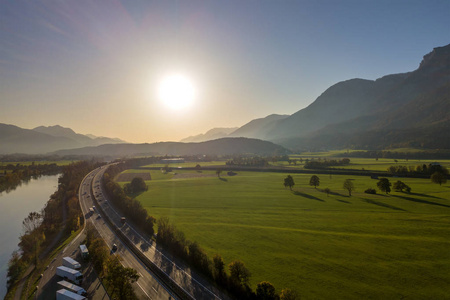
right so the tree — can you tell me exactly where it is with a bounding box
[213,254,226,281]
[309,175,320,189]
[284,175,295,190]
[124,177,147,195]
[431,172,447,186]
[377,178,391,194]
[256,281,278,300]
[393,180,411,192]
[343,179,355,196]
[280,288,298,300]
[216,169,222,178]
[229,260,251,286]
[105,256,140,299]
[22,211,42,234]
[324,187,331,196]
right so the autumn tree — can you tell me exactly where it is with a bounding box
[343,179,355,196]
[309,175,320,189]
[377,178,392,194]
[284,175,295,190]
[280,288,298,300]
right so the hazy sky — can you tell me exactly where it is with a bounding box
[1,0,449,143]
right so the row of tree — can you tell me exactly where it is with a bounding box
[388,163,449,175]
[0,163,60,193]
[102,164,156,236]
[303,158,351,169]
[336,150,450,160]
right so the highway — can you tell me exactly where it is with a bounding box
[79,167,174,300]
[83,165,231,300]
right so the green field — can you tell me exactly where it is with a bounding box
[118,169,450,298]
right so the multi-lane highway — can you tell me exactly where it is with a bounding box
[82,165,231,300]
[79,167,174,300]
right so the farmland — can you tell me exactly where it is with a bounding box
[117,166,450,298]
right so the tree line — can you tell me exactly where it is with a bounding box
[0,163,60,193]
[336,149,450,160]
[102,164,156,237]
[303,158,350,169]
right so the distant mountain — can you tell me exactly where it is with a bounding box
[229,44,450,150]
[0,123,81,154]
[228,114,290,139]
[52,137,290,157]
[180,127,238,142]
[33,125,93,144]
[0,124,125,154]
[33,125,125,146]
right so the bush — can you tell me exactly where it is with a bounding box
[364,188,377,194]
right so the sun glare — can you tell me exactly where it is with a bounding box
[158,74,196,110]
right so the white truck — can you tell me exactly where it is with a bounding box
[56,266,83,285]
[56,289,86,300]
[79,245,89,260]
[57,280,87,296]
[62,257,81,270]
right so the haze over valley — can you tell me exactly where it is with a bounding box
[1,1,450,300]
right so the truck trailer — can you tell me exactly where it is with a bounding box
[56,289,86,300]
[62,257,81,270]
[56,266,83,285]
[57,280,87,296]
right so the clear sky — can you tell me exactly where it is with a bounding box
[1,0,449,143]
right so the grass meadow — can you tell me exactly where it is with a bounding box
[118,168,450,298]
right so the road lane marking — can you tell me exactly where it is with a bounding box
[136,282,152,299]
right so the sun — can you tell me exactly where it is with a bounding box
[158,74,196,110]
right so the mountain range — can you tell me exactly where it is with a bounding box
[0,124,125,154]
[184,44,450,150]
[1,44,449,156]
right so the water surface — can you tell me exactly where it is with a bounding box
[0,175,59,299]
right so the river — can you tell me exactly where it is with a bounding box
[0,174,60,299]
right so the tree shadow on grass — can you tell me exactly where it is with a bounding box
[219,177,228,182]
[408,192,443,200]
[391,195,450,208]
[293,191,324,202]
[362,199,407,211]
[337,199,351,204]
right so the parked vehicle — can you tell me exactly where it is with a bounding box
[56,289,86,300]
[56,266,83,285]
[62,257,81,270]
[57,280,87,296]
[121,217,126,224]
[79,245,89,260]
